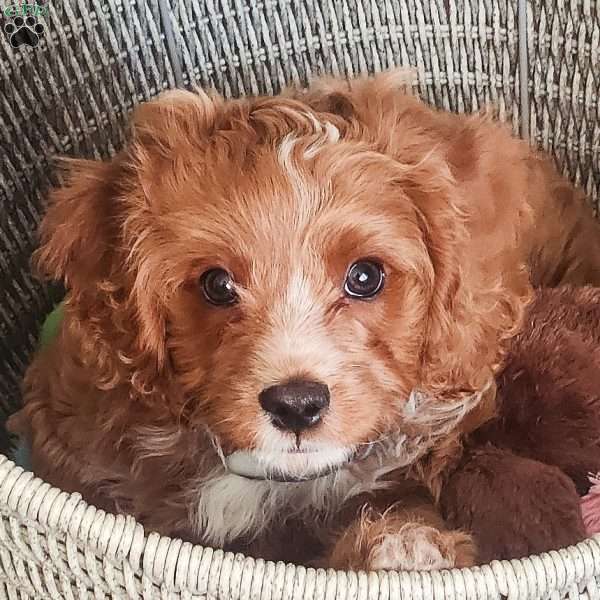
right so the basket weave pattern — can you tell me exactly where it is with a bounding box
[1,456,599,598]
[529,0,600,207]
[0,1,599,597]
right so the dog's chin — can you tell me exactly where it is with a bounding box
[224,446,356,482]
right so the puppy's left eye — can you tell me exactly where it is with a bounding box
[344,260,385,299]
[200,268,238,306]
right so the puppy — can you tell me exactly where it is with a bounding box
[11,70,600,570]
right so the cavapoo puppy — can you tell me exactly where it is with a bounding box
[11,70,600,569]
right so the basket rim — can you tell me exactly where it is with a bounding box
[0,453,599,598]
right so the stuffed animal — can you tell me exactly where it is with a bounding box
[440,286,600,562]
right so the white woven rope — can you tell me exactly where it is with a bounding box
[517,0,530,140]
[0,457,598,599]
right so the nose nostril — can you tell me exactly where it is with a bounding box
[272,404,292,419]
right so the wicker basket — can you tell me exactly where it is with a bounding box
[0,455,599,599]
[1,1,599,598]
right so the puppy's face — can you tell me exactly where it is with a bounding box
[161,131,434,480]
[39,75,524,481]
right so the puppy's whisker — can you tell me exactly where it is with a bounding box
[211,416,240,428]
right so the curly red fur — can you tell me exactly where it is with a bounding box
[12,71,600,568]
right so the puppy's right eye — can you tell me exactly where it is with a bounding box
[344,260,385,299]
[200,268,238,306]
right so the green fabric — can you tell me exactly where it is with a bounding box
[40,303,64,349]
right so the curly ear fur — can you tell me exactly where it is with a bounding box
[33,90,223,383]
[411,171,532,398]
[35,158,120,288]
[34,156,167,383]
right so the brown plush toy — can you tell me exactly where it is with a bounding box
[440,286,600,563]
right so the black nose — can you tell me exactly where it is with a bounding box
[259,380,330,432]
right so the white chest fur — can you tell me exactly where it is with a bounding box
[193,468,361,547]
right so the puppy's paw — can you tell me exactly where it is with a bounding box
[368,524,474,571]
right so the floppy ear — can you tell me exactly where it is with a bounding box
[35,154,170,370]
[35,89,224,374]
[34,158,120,290]
[410,171,532,399]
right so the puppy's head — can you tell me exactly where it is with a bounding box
[37,71,529,481]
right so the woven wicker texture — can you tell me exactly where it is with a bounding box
[171,0,521,122]
[0,456,598,599]
[0,1,599,597]
[528,0,600,213]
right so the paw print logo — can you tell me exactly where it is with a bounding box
[4,15,45,48]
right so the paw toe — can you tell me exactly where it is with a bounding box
[369,525,455,571]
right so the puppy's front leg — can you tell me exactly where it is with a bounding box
[327,489,475,571]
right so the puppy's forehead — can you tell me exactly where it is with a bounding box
[161,139,409,233]
[146,124,423,283]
